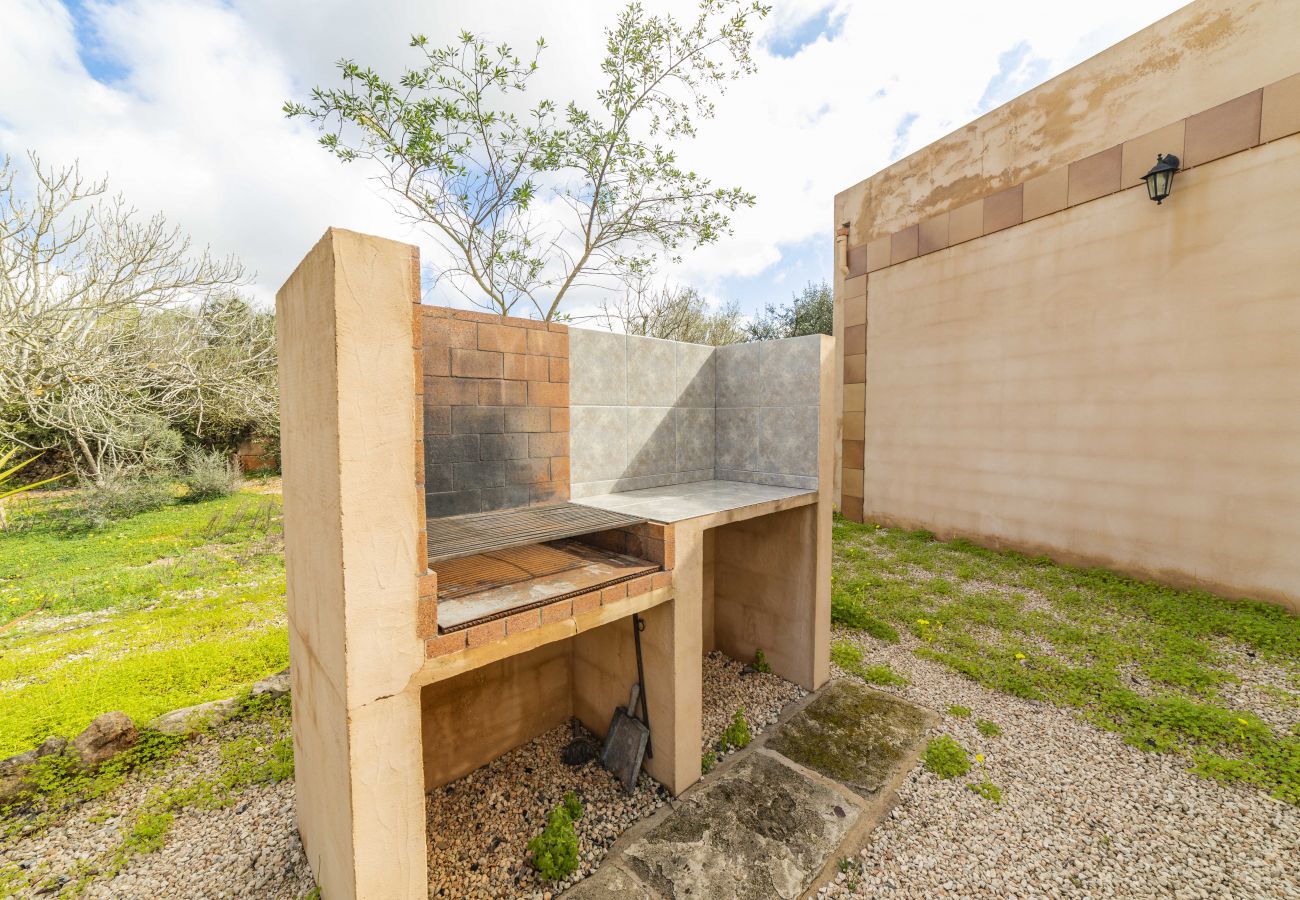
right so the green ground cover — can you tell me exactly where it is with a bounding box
[0,492,287,756]
[832,517,1300,805]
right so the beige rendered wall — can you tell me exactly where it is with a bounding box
[278,229,428,899]
[421,641,572,788]
[862,135,1300,611]
[834,0,1300,243]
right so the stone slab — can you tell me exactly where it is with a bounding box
[615,750,861,899]
[766,679,931,798]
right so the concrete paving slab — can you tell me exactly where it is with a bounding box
[766,679,932,798]
[615,750,862,899]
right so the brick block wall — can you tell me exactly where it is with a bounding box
[422,307,569,516]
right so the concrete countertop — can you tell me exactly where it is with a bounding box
[573,479,815,523]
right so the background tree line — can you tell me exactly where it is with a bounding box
[0,154,279,490]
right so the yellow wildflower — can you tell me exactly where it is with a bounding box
[916,619,930,626]
[976,754,984,763]
[1014,652,1026,660]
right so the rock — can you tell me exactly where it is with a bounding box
[149,699,240,736]
[251,669,291,699]
[1,736,70,805]
[72,711,137,769]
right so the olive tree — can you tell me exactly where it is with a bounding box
[0,154,276,482]
[286,0,769,321]
[599,280,746,345]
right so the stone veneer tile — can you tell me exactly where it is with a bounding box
[627,336,677,407]
[866,235,891,272]
[715,407,759,471]
[918,213,949,255]
[845,294,865,329]
[846,243,867,276]
[1067,145,1122,206]
[844,274,866,300]
[758,406,818,477]
[675,342,715,408]
[715,342,762,408]
[1184,90,1262,167]
[1022,167,1068,221]
[844,324,865,357]
[841,467,864,497]
[570,406,627,482]
[982,184,1023,234]
[674,407,714,472]
[841,439,865,467]
[890,225,919,264]
[843,353,865,385]
[843,383,865,413]
[569,328,627,406]
[625,406,676,478]
[761,337,821,407]
[1261,73,1300,143]
[1121,120,1186,187]
[948,200,983,245]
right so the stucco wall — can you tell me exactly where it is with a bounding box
[833,0,1300,244]
[861,135,1300,610]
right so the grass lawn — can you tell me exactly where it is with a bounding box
[832,516,1300,805]
[0,491,287,757]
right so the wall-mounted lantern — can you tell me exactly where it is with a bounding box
[1143,154,1180,204]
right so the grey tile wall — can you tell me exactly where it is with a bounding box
[569,329,822,497]
[714,335,822,491]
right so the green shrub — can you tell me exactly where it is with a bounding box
[180,449,242,503]
[923,735,971,779]
[720,709,751,750]
[701,750,717,774]
[976,719,1003,737]
[752,648,772,674]
[528,805,579,881]
[947,704,972,718]
[61,475,174,530]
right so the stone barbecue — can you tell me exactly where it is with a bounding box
[276,228,833,899]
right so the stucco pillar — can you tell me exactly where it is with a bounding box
[278,228,427,900]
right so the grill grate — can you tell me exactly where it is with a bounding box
[426,503,647,563]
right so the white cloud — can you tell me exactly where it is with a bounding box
[0,0,1185,314]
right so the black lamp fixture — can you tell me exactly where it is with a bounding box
[1143,153,1180,204]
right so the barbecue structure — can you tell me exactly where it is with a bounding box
[277,228,832,899]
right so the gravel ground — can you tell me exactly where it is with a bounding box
[426,651,804,899]
[0,652,803,899]
[818,628,1300,900]
[1,714,313,899]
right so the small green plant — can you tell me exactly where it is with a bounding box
[527,804,579,881]
[752,648,772,674]
[122,810,173,855]
[976,719,1003,737]
[831,639,908,686]
[946,704,972,718]
[966,779,1002,803]
[923,735,971,779]
[701,750,717,774]
[562,790,583,821]
[720,708,751,750]
[180,448,243,503]
[836,856,854,874]
[965,751,1001,803]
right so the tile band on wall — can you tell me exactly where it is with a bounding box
[842,73,1300,278]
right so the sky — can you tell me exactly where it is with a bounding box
[0,0,1187,319]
